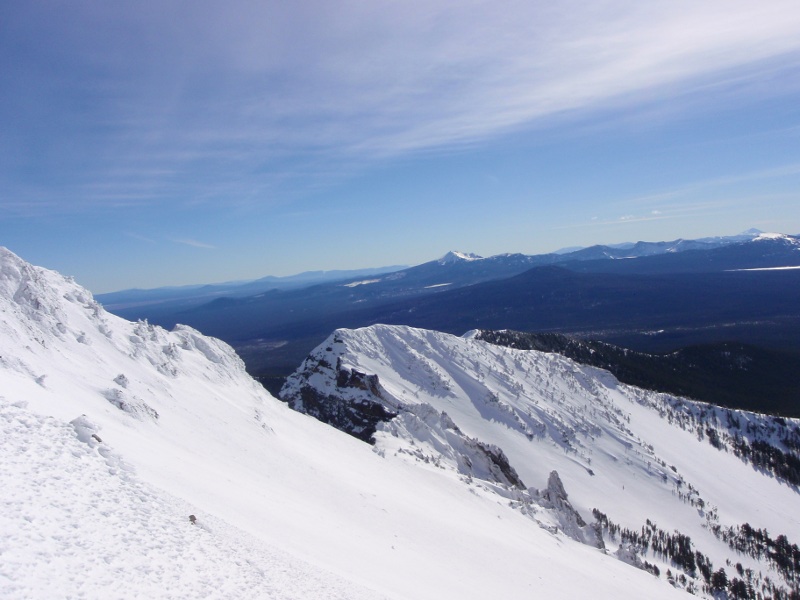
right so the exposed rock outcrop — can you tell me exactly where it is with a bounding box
[281,353,397,443]
[534,471,604,549]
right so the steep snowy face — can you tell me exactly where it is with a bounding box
[283,324,800,599]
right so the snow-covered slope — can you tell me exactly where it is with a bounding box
[283,324,800,599]
[1,247,690,600]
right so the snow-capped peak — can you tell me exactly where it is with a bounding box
[437,250,484,265]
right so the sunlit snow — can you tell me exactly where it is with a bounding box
[3,246,797,599]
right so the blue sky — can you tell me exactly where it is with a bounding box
[2,1,800,293]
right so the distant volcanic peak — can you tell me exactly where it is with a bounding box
[438,251,484,265]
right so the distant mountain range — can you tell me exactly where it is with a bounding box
[102,230,798,369]
[355,245,800,348]
[98,228,774,314]
[96,264,408,312]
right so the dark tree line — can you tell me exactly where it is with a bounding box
[593,510,800,599]
[729,438,800,487]
[707,522,800,593]
[475,329,800,417]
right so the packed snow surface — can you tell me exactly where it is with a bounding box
[0,247,689,599]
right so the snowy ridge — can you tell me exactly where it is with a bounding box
[0,246,265,426]
[1,247,690,600]
[283,324,800,599]
[752,232,800,246]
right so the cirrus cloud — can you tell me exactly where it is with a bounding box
[2,0,800,214]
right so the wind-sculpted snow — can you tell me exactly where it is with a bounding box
[0,247,256,389]
[284,324,800,599]
[2,247,694,600]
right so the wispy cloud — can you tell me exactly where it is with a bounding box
[125,232,158,244]
[562,189,800,231]
[172,238,216,249]
[3,0,800,213]
[558,213,671,230]
[620,162,800,209]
